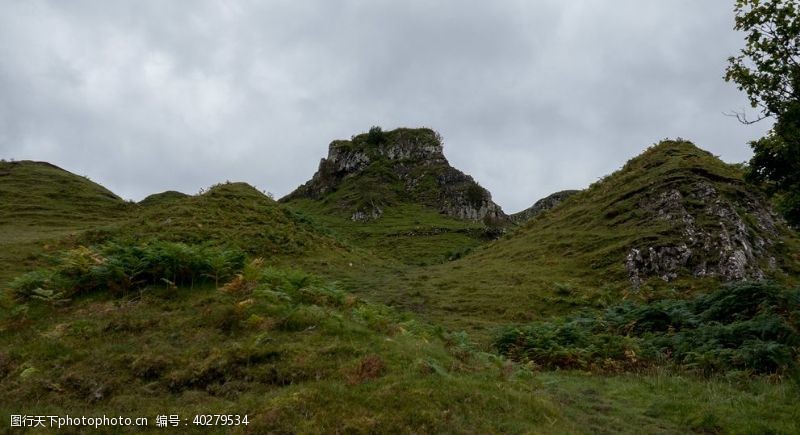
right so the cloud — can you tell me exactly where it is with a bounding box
[0,0,772,212]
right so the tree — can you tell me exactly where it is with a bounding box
[725,0,800,226]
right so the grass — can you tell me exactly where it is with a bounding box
[363,141,800,336]
[1,263,797,433]
[0,161,131,288]
[537,370,799,434]
[1,140,799,432]
[287,199,490,266]
[138,190,189,207]
[0,263,563,433]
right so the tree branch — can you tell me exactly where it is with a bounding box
[723,110,769,124]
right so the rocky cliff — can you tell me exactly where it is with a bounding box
[283,127,506,223]
[624,177,782,288]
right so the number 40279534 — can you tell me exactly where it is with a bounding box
[192,415,249,426]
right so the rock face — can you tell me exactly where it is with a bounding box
[510,190,579,224]
[283,128,506,223]
[624,180,782,289]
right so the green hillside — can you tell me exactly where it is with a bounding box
[0,160,128,225]
[101,182,340,257]
[1,139,798,433]
[2,263,796,433]
[378,141,800,333]
[78,181,379,287]
[0,161,131,287]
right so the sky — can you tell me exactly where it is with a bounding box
[0,0,774,213]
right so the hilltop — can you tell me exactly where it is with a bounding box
[0,160,129,226]
[100,182,339,256]
[283,127,505,223]
[138,190,189,207]
[282,127,507,265]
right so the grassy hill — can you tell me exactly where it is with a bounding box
[375,141,800,333]
[0,161,131,287]
[96,182,340,257]
[97,182,385,287]
[0,163,372,290]
[0,160,128,225]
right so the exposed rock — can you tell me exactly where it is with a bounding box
[625,180,780,288]
[283,128,507,223]
[510,190,579,224]
[351,203,383,222]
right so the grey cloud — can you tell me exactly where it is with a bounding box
[0,0,773,212]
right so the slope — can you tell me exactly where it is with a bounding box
[0,161,131,287]
[386,140,800,332]
[2,263,796,433]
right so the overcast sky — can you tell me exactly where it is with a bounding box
[0,0,773,213]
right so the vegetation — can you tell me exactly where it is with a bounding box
[283,127,498,266]
[0,262,562,433]
[725,0,800,226]
[138,190,189,207]
[366,125,386,145]
[372,140,800,335]
[1,139,799,432]
[2,262,798,433]
[287,200,488,267]
[0,161,131,288]
[495,281,800,375]
[10,241,245,301]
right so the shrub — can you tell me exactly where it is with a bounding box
[494,282,800,374]
[9,241,245,300]
[366,125,385,145]
[465,183,485,208]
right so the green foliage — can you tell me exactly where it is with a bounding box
[725,0,800,225]
[465,183,485,208]
[746,103,800,226]
[9,241,245,300]
[494,282,800,374]
[366,125,385,145]
[725,0,799,118]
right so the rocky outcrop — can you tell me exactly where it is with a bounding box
[351,203,383,222]
[625,180,780,288]
[283,128,507,223]
[510,190,579,224]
